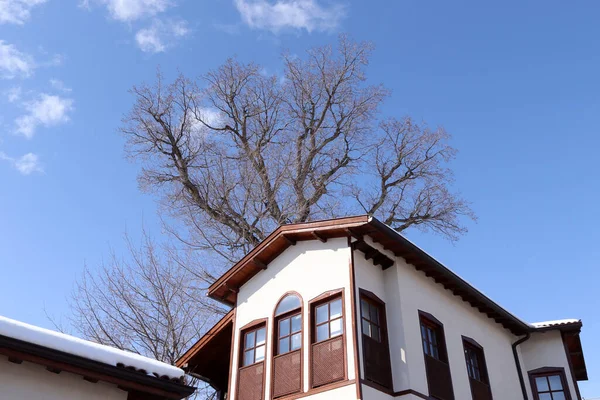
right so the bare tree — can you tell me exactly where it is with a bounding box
[69,229,224,364]
[122,35,475,271]
[69,35,475,400]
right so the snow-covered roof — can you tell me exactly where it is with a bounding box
[531,319,581,329]
[0,315,184,380]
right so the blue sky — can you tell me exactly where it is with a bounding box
[1,0,599,396]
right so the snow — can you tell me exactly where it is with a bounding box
[0,315,184,379]
[530,319,581,328]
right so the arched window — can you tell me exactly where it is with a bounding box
[272,293,303,398]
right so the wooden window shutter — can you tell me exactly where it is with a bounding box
[419,311,454,400]
[238,362,264,400]
[360,290,393,389]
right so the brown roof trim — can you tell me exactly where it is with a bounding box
[208,215,370,304]
[0,334,195,399]
[207,216,582,337]
[176,309,234,368]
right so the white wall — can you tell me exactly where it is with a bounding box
[520,331,578,400]
[354,236,524,400]
[231,238,356,400]
[0,355,127,400]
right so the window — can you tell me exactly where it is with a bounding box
[529,368,571,400]
[310,291,346,388]
[419,311,454,400]
[277,314,301,355]
[359,290,392,389]
[243,326,266,367]
[272,294,303,398]
[315,297,344,342]
[462,337,492,400]
[237,322,267,400]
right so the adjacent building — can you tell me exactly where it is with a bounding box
[178,215,587,400]
[0,315,195,400]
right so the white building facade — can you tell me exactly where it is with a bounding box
[179,216,587,400]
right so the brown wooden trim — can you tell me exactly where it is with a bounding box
[358,287,393,390]
[417,310,455,400]
[226,307,237,400]
[239,317,268,332]
[208,215,370,304]
[0,346,192,399]
[348,237,363,400]
[528,366,572,400]
[461,335,483,350]
[176,309,234,368]
[271,292,304,399]
[206,215,544,337]
[462,336,493,400]
[360,380,430,399]
[237,320,268,400]
[307,289,348,389]
[562,332,582,400]
[275,379,356,400]
[309,288,344,305]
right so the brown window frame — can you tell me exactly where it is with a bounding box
[271,292,303,399]
[241,324,267,367]
[237,319,268,400]
[309,289,347,389]
[418,310,454,400]
[462,336,492,400]
[359,289,393,390]
[528,367,572,400]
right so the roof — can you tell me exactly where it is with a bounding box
[208,215,537,334]
[176,310,234,393]
[0,315,183,379]
[0,315,195,399]
[531,319,582,330]
[193,215,588,382]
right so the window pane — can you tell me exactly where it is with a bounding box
[316,323,329,342]
[428,328,437,345]
[431,344,439,360]
[330,318,343,338]
[256,328,266,346]
[244,349,254,366]
[421,324,427,340]
[291,314,302,333]
[548,375,563,390]
[553,392,566,400]
[535,377,549,392]
[245,331,255,350]
[361,299,369,319]
[291,333,301,350]
[316,304,329,325]
[370,304,379,325]
[362,319,370,337]
[279,338,289,354]
[372,325,380,342]
[423,339,430,356]
[255,344,265,362]
[538,394,552,400]
[279,318,290,337]
[275,294,301,316]
[330,299,342,319]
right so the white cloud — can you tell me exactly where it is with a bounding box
[86,0,172,22]
[50,79,72,92]
[15,93,74,139]
[0,0,47,25]
[135,19,189,53]
[6,87,22,103]
[0,40,35,79]
[233,0,344,33]
[0,151,43,175]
